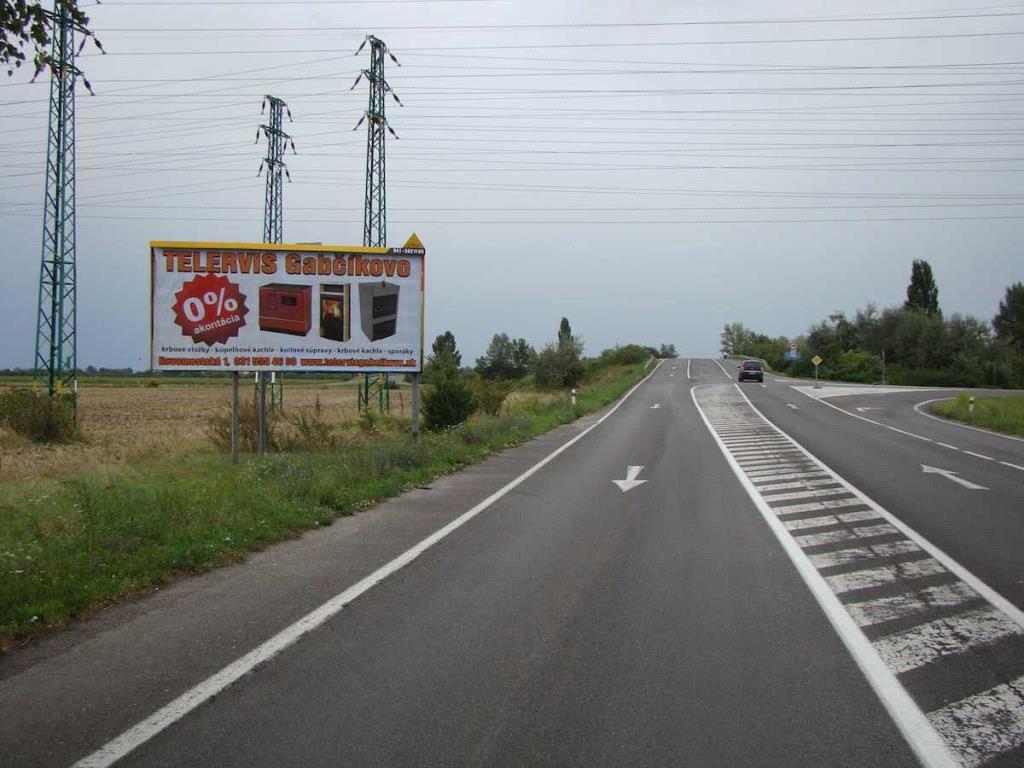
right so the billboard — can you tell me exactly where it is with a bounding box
[150,237,424,372]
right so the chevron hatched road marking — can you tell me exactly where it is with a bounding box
[693,383,1024,768]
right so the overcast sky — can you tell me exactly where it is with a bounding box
[1,0,1022,369]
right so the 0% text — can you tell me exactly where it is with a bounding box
[181,288,239,323]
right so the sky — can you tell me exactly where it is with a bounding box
[1,0,1022,369]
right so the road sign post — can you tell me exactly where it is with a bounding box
[812,355,823,389]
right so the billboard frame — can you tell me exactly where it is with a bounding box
[149,237,425,375]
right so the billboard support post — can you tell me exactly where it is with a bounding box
[230,371,239,464]
[258,373,268,456]
[411,373,420,441]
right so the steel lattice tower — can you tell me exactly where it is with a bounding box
[257,95,294,411]
[258,95,293,244]
[358,35,400,247]
[353,35,401,412]
[35,2,86,404]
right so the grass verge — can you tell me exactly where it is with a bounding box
[930,394,1024,437]
[0,362,650,649]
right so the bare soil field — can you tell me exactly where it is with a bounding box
[0,381,419,484]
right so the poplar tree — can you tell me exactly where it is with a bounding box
[904,260,940,316]
[993,282,1024,351]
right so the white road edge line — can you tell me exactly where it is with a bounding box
[693,382,1024,768]
[713,358,733,380]
[72,364,666,768]
[795,388,935,444]
[914,398,1024,444]
[727,383,1024,630]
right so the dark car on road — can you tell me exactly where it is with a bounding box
[738,360,764,383]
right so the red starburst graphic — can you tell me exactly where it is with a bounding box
[171,274,249,346]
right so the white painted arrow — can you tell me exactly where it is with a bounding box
[921,465,988,490]
[613,465,647,492]
[650,403,661,409]
[786,403,800,410]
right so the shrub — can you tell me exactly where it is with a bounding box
[471,376,509,416]
[282,397,336,451]
[534,340,584,389]
[206,394,280,452]
[825,350,880,383]
[600,344,650,366]
[0,388,75,443]
[422,371,476,430]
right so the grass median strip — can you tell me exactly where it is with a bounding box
[0,363,648,649]
[931,394,1024,438]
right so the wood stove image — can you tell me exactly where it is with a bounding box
[319,284,351,342]
[359,281,399,341]
[258,283,312,335]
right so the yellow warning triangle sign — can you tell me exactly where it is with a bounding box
[403,232,424,250]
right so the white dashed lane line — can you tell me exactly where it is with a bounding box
[693,382,1024,768]
[963,451,994,462]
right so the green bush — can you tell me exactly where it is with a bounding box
[600,344,650,366]
[824,350,881,383]
[534,340,584,389]
[0,388,75,443]
[422,372,477,430]
[471,376,509,416]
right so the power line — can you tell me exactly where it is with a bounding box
[92,9,1024,32]
[5,210,1024,225]
[77,29,1024,57]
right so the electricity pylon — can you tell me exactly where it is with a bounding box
[257,95,295,411]
[259,95,294,244]
[34,1,89,411]
[352,35,401,413]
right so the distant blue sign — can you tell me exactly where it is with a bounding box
[785,349,801,362]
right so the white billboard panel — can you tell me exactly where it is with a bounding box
[150,239,425,373]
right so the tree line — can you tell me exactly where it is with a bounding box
[421,318,676,429]
[721,261,1024,388]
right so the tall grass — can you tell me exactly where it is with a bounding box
[931,394,1024,437]
[0,363,649,647]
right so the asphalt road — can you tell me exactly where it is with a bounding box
[740,370,1024,612]
[3,359,1023,767]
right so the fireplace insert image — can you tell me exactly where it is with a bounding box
[359,282,399,341]
[258,283,312,335]
[319,284,351,342]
